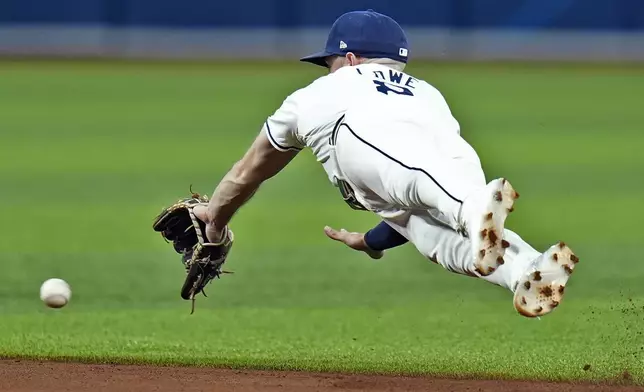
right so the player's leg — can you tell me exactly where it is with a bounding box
[385,211,579,317]
[385,211,536,291]
[334,121,518,277]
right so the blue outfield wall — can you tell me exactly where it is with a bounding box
[2,0,644,30]
[1,0,643,61]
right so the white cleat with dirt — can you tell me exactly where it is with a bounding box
[513,242,580,318]
[463,178,519,276]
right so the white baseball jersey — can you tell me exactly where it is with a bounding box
[263,63,541,293]
[262,63,462,184]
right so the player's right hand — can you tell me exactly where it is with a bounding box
[323,226,384,260]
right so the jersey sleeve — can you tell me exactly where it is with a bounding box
[263,92,306,152]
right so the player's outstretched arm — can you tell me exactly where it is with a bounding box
[193,131,298,242]
[323,221,409,259]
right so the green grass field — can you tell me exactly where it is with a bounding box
[0,60,643,383]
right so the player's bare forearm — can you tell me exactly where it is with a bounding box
[193,130,298,241]
[205,162,260,233]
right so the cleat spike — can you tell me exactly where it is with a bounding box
[501,240,510,248]
[488,230,498,244]
[540,286,553,297]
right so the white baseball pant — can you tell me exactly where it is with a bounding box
[334,118,538,291]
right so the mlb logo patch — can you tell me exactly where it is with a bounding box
[399,48,408,57]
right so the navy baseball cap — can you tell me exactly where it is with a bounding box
[300,9,409,68]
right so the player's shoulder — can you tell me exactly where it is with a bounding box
[398,69,447,98]
[283,71,344,105]
[307,68,353,88]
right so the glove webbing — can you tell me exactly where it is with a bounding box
[187,205,205,314]
[188,206,205,248]
[186,205,232,314]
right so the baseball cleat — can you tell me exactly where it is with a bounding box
[513,242,579,318]
[465,178,519,276]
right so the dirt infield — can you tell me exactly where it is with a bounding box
[0,360,642,392]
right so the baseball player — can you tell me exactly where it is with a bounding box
[153,10,579,317]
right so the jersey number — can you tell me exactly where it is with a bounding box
[373,80,414,96]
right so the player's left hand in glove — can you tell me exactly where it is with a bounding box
[152,191,234,313]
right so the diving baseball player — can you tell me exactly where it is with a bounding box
[153,9,579,317]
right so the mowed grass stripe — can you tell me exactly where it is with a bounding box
[0,61,642,382]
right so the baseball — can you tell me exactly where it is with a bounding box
[40,278,72,308]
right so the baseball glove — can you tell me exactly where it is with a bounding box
[152,189,234,314]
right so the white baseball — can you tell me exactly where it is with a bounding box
[40,278,72,308]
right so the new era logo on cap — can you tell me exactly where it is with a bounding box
[339,40,347,49]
